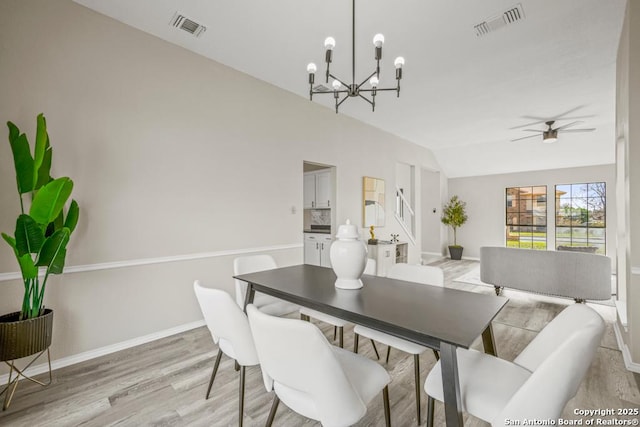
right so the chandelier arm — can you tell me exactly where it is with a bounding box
[328,73,351,89]
[310,90,348,96]
[356,71,378,90]
[359,87,396,93]
[357,93,374,106]
[337,94,351,108]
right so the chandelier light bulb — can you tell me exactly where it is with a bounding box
[324,37,336,50]
[307,63,317,74]
[373,33,385,47]
[369,76,379,87]
[394,56,405,68]
[332,79,342,90]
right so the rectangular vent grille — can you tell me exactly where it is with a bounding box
[313,84,330,92]
[171,13,207,37]
[474,3,525,37]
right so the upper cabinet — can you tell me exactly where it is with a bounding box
[304,170,332,209]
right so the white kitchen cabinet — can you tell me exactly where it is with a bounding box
[304,170,332,209]
[304,233,332,267]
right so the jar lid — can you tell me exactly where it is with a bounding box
[336,219,359,239]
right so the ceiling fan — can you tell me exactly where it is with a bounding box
[511,120,596,143]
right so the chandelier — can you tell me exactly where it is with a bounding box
[306,0,405,113]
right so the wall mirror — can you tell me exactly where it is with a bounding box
[363,176,385,227]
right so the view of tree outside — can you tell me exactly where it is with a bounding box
[505,186,547,250]
[555,182,606,254]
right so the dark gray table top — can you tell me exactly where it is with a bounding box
[234,264,508,350]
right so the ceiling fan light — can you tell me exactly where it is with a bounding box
[543,130,558,143]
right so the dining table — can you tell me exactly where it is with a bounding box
[234,263,508,427]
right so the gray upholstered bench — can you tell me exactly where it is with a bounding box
[480,246,611,302]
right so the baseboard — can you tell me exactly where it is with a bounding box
[421,251,443,257]
[0,319,206,384]
[461,256,480,261]
[613,322,640,373]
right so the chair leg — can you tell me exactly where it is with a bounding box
[338,326,344,348]
[265,394,280,427]
[371,340,380,360]
[383,385,391,427]
[239,366,246,427]
[235,361,240,371]
[413,354,421,424]
[354,333,360,353]
[206,351,223,399]
[386,346,392,364]
[333,325,337,341]
[426,395,435,427]
[432,349,440,361]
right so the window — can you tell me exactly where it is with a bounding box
[506,186,547,250]
[555,182,606,254]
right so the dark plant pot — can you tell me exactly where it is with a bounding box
[0,309,53,361]
[448,246,464,260]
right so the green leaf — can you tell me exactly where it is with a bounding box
[46,209,64,237]
[17,253,37,279]
[7,124,34,194]
[64,200,79,234]
[36,228,69,274]
[35,143,52,190]
[32,113,48,188]
[15,214,44,256]
[2,232,17,252]
[29,177,73,225]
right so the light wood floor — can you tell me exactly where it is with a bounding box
[0,259,638,426]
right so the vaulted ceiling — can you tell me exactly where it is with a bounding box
[73,0,627,177]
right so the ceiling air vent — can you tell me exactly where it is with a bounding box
[474,3,525,37]
[170,12,207,37]
[313,84,331,93]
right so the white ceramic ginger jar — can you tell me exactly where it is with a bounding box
[330,219,367,290]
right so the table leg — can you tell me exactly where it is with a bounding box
[242,284,255,313]
[481,322,497,356]
[440,342,463,427]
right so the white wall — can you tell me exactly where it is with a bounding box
[421,169,443,255]
[616,0,640,367]
[447,164,616,262]
[0,0,440,373]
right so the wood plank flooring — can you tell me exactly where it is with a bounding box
[0,259,638,426]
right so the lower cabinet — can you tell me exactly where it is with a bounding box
[368,242,408,276]
[304,234,332,267]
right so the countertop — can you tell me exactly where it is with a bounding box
[303,229,331,234]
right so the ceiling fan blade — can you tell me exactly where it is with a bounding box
[510,118,547,129]
[554,121,583,131]
[522,129,544,133]
[559,128,596,133]
[510,134,540,142]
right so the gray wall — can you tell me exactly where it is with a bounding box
[0,0,440,372]
[447,164,616,262]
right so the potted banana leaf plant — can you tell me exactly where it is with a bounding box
[0,114,79,379]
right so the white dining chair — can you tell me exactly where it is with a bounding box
[299,258,379,353]
[193,280,260,427]
[424,304,605,427]
[233,255,299,316]
[353,263,444,424]
[246,304,392,427]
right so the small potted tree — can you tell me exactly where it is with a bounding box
[0,114,79,409]
[441,195,467,260]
